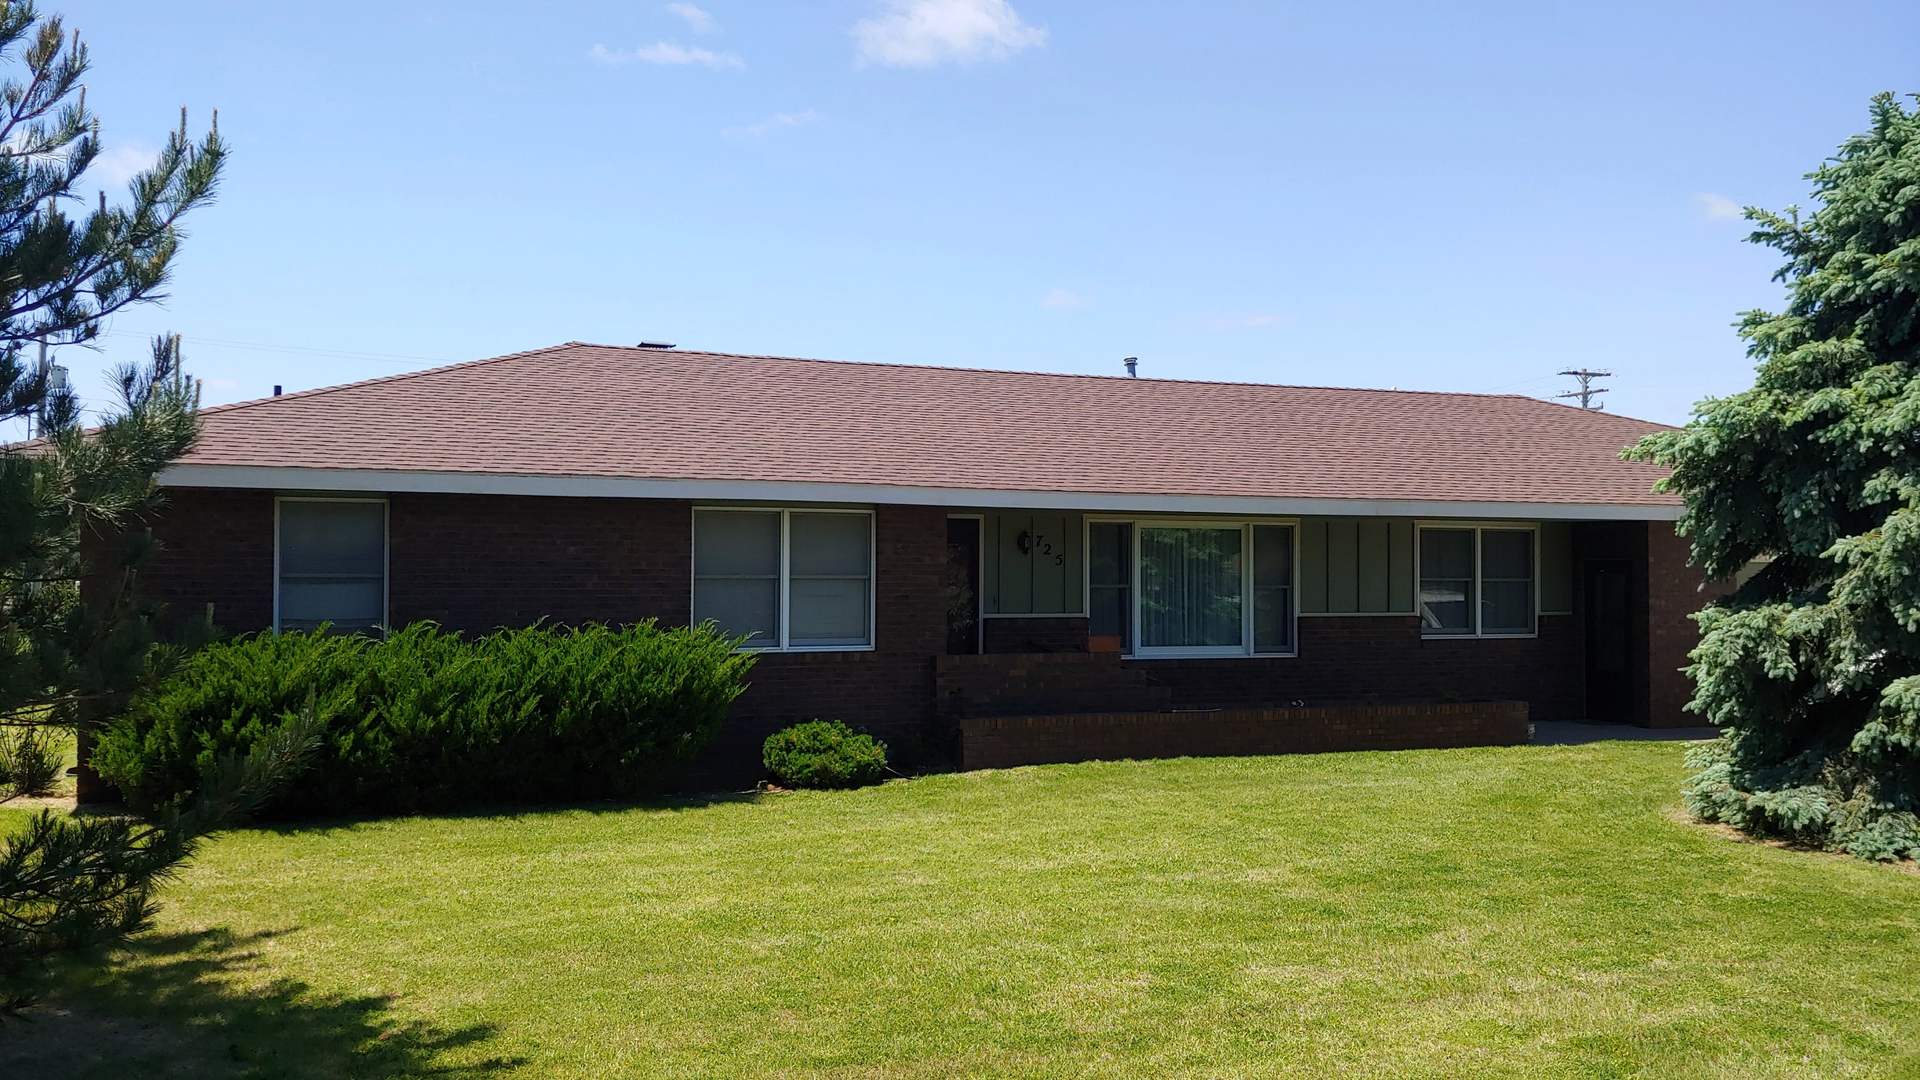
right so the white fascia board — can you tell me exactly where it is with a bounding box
[158,464,1683,522]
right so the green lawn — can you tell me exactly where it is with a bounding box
[7,741,1920,1079]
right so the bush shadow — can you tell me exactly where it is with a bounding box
[241,785,771,837]
[2,926,523,1078]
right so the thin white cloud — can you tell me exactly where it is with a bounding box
[665,3,717,33]
[1203,314,1289,331]
[86,143,159,186]
[1697,193,1743,221]
[1039,288,1082,309]
[852,0,1046,68]
[590,41,743,69]
[723,108,822,139]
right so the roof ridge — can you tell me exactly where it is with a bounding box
[198,341,585,416]
[193,340,1670,433]
[561,342,1662,421]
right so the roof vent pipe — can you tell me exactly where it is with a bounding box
[1123,356,1138,378]
[273,385,282,396]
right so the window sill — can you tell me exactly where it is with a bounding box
[1420,632,1539,641]
[1125,651,1299,661]
[736,644,876,654]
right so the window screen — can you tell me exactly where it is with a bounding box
[693,509,872,650]
[788,512,871,647]
[693,510,780,646]
[1480,529,1535,635]
[1419,528,1475,635]
[277,500,385,632]
[1088,522,1132,650]
[1252,524,1294,654]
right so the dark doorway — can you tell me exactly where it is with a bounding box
[946,517,982,654]
[1584,560,1633,721]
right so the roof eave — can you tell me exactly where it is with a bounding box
[158,463,1683,522]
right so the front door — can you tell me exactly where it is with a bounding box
[1584,560,1632,721]
[946,517,982,654]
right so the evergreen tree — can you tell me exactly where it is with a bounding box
[1630,93,1920,861]
[0,2,311,1013]
[0,1,223,756]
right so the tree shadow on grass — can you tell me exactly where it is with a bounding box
[245,787,770,838]
[0,926,523,1079]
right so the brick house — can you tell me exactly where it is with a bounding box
[142,342,1714,776]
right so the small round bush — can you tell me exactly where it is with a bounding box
[763,720,887,789]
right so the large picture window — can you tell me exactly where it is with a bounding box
[1094,519,1295,658]
[693,508,873,651]
[276,498,387,632]
[1417,524,1536,638]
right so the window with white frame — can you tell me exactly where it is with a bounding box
[693,508,873,650]
[276,498,387,632]
[1417,524,1536,637]
[1094,519,1295,658]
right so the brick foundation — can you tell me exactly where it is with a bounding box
[957,700,1530,770]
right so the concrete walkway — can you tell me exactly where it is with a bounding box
[1531,721,1719,745]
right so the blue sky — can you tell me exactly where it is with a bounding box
[49,0,1920,425]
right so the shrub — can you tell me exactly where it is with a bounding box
[763,720,887,789]
[92,621,754,817]
[0,728,63,797]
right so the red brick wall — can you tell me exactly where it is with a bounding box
[140,487,276,632]
[716,504,949,770]
[1125,614,1583,721]
[936,652,1173,719]
[982,615,1090,654]
[1644,521,1734,728]
[133,487,1713,785]
[137,490,950,777]
[387,493,693,631]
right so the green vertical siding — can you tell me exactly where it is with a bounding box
[981,512,1083,614]
[1299,516,1416,614]
[1540,521,1574,613]
[1326,519,1359,612]
[1356,520,1392,611]
[1299,519,1329,612]
[978,512,1564,618]
[1388,519,1414,611]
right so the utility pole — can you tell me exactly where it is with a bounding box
[1557,368,1611,410]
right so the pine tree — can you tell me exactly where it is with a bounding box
[0,2,310,1013]
[0,1,222,766]
[1630,93,1920,861]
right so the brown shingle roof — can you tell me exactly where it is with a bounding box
[169,342,1677,510]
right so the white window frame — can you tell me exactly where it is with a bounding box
[1084,515,1299,660]
[947,513,986,653]
[273,495,390,633]
[1414,520,1540,639]
[691,506,876,653]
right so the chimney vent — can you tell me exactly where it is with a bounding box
[636,340,677,350]
[1122,356,1138,378]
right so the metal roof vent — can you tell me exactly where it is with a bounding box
[636,340,677,350]
[1123,356,1138,378]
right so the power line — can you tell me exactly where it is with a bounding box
[1556,368,1611,409]
[1483,373,1565,393]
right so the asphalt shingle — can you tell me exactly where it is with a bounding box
[175,342,1677,508]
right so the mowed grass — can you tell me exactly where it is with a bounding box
[10,741,1920,1079]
